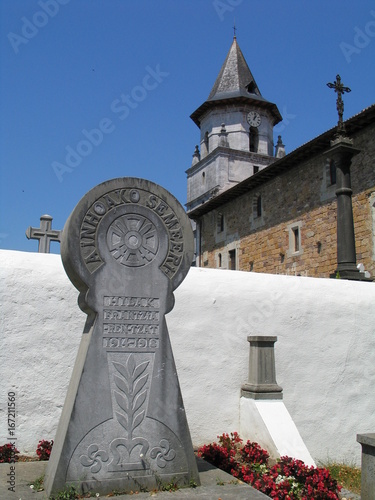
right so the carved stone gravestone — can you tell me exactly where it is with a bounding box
[44,178,199,496]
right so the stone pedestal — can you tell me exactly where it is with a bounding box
[241,336,283,400]
[240,335,314,465]
[357,433,375,500]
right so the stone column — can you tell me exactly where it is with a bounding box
[327,137,368,280]
[357,433,375,500]
[241,336,283,399]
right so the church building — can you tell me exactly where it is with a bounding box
[186,36,375,278]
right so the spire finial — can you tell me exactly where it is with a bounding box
[233,19,237,39]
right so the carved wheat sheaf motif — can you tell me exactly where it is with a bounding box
[113,355,149,440]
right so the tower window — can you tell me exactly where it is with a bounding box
[247,81,256,94]
[253,193,262,218]
[249,127,259,153]
[256,195,262,217]
[292,227,300,252]
[229,249,236,270]
[287,221,303,257]
[217,213,224,233]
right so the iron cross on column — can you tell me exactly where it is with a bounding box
[327,74,351,136]
[26,214,62,253]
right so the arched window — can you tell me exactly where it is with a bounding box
[249,127,259,153]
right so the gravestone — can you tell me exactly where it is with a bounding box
[44,178,199,496]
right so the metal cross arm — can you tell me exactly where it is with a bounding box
[327,74,351,134]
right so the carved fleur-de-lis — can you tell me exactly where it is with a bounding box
[113,355,149,439]
[80,444,109,473]
[150,439,176,468]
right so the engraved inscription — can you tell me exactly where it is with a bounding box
[104,296,160,308]
[79,187,185,278]
[104,324,159,335]
[103,338,160,350]
[103,296,160,352]
[145,195,184,277]
[104,310,160,321]
[107,214,158,267]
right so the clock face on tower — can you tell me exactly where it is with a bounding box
[247,111,261,127]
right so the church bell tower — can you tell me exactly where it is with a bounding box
[186,36,283,214]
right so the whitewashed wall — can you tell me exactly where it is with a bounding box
[1,249,374,466]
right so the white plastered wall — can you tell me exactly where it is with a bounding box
[0,250,374,465]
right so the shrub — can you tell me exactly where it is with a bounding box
[36,439,54,460]
[198,433,341,499]
[0,443,19,463]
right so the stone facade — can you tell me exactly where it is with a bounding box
[193,117,375,278]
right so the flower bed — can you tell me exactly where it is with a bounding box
[198,432,341,499]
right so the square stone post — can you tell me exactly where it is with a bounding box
[241,336,283,400]
[326,137,371,281]
[357,433,375,500]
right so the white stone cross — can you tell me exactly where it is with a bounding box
[25,215,61,253]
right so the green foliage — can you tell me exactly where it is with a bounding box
[161,478,179,491]
[29,475,44,492]
[49,485,78,500]
[325,462,361,495]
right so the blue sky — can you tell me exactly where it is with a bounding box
[1,0,374,253]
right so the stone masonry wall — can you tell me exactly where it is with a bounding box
[200,121,375,278]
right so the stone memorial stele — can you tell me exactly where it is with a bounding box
[44,177,199,496]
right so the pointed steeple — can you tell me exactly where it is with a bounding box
[208,37,261,101]
[190,37,281,127]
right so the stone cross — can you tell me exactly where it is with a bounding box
[327,74,351,136]
[44,178,199,497]
[25,215,61,253]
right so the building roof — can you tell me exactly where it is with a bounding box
[207,36,261,100]
[188,103,375,218]
[190,37,282,127]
